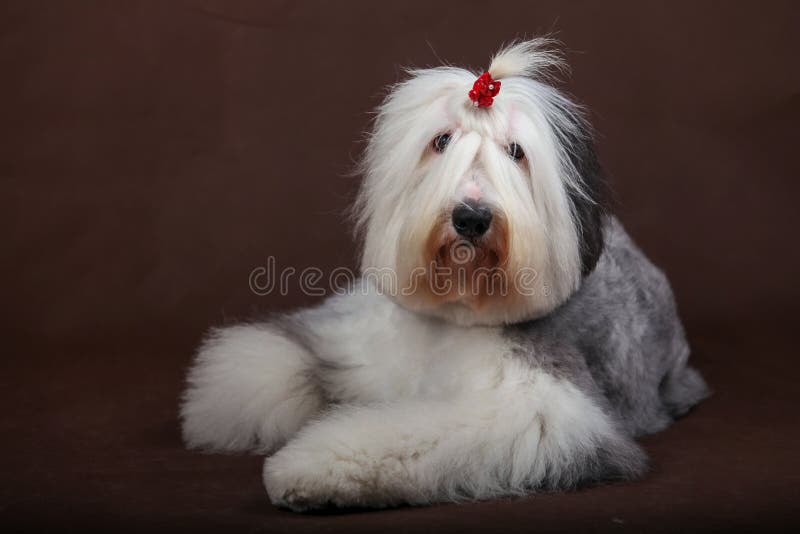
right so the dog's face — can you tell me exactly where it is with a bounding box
[355,40,606,326]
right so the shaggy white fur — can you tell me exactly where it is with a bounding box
[355,40,590,325]
[182,324,323,453]
[185,287,638,510]
[180,39,706,511]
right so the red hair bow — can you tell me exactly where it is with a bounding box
[468,72,501,108]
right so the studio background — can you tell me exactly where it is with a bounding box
[2,1,798,532]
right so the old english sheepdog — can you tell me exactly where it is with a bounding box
[180,40,709,511]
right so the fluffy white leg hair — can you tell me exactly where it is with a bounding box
[182,288,645,510]
[181,324,324,453]
[263,357,644,511]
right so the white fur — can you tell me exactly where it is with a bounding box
[488,38,567,80]
[264,370,616,510]
[182,285,630,510]
[181,324,323,453]
[180,40,631,510]
[354,39,590,325]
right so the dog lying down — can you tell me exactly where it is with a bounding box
[180,39,709,511]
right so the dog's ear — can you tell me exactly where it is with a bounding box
[562,124,608,276]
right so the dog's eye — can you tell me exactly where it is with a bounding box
[507,143,525,161]
[432,133,452,153]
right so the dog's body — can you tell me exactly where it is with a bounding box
[181,41,708,510]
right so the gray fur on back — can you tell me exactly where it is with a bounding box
[506,216,709,437]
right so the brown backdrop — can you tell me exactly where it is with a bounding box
[2,1,799,532]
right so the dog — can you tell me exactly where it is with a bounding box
[180,39,709,511]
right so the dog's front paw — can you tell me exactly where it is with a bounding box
[262,448,366,511]
[262,443,415,511]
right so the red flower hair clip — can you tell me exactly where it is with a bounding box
[468,72,501,108]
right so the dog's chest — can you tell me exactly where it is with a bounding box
[307,293,514,403]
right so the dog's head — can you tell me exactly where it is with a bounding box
[354,40,607,326]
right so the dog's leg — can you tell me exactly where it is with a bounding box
[263,359,646,511]
[180,323,324,453]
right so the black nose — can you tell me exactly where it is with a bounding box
[452,200,493,238]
